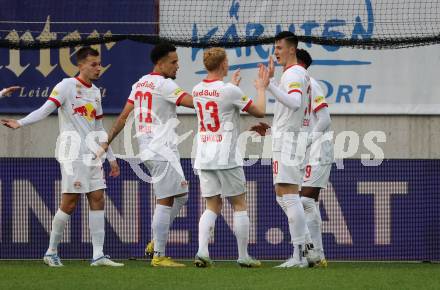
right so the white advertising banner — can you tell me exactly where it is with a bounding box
[161,0,440,115]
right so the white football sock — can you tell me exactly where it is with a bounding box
[278,194,313,244]
[315,201,321,220]
[46,209,70,255]
[315,201,325,258]
[276,195,287,214]
[301,196,317,246]
[283,194,307,246]
[301,197,322,251]
[152,204,172,257]
[197,209,217,258]
[233,211,250,260]
[89,210,105,260]
[170,195,188,224]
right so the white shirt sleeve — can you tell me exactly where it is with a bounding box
[18,80,68,126]
[127,83,137,105]
[226,84,253,112]
[47,80,68,108]
[17,100,58,127]
[161,79,189,106]
[312,107,331,133]
[267,79,301,110]
[311,81,328,113]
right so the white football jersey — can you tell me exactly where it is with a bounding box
[193,79,252,170]
[49,77,104,160]
[309,77,329,129]
[272,64,311,151]
[309,77,334,164]
[127,72,188,161]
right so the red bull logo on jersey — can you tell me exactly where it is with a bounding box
[72,103,97,122]
[136,81,156,90]
[193,89,220,97]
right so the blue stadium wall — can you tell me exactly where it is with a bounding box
[0,159,439,261]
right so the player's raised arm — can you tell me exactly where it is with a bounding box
[244,64,270,118]
[266,55,302,111]
[230,69,242,86]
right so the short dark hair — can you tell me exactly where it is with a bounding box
[296,49,313,69]
[274,31,298,48]
[150,42,177,64]
[76,46,99,64]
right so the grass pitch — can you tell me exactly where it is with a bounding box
[0,260,439,290]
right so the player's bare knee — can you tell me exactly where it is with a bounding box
[229,194,247,212]
[60,193,79,214]
[89,199,104,210]
[300,187,320,201]
[206,196,222,214]
[87,191,105,210]
[59,203,76,215]
[275,183,299,195]
[213,199,223,214]
[157,196,174,207]
[232,202,247,212]
[59,199,77,214]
